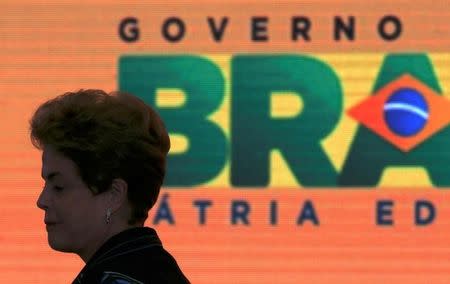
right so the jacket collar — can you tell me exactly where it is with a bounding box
[87,227,162,267]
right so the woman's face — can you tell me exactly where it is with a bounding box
[37,146,108,258]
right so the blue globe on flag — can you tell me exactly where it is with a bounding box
[384,88,429,137]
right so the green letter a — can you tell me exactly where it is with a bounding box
[339,54,450,187]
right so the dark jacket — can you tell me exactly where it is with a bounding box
[72,227,189,284]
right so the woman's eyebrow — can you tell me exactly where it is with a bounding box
[41,171,62,181]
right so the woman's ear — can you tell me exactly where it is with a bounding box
[108,178,128,212]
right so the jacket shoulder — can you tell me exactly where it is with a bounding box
[87,245,190,284]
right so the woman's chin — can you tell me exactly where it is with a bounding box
[47,231,73,253]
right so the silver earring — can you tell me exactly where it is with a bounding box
[106,208,111,224]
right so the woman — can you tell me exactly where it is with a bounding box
[30,89,189,283]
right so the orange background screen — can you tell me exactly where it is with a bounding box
[2,1,450,283]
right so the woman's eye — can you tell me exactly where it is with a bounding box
[54,186,64,191]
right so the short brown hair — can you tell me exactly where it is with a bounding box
[30,89,170,224]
